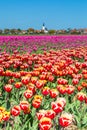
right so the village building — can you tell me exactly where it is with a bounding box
[41,23,48,33]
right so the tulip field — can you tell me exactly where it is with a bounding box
[1,35,87,130]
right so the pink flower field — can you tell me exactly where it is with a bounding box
[0,35,87,53]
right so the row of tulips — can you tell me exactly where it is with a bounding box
[0,35,87,53]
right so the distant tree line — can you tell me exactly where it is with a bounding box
[0,28,86,35]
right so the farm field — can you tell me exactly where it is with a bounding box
[0,35,87,130]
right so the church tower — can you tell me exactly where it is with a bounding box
[41,23,48,33]
[42,23,45,31]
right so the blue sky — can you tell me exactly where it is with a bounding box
[0,0,87,30]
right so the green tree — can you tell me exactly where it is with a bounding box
[4,29,10,34]
[67,28,71,34]
[48,30,56,35]
[10,29,17,35]
[0,29,3,35]
[27,28,35,34]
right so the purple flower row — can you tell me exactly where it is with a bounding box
[0,35,87,53]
